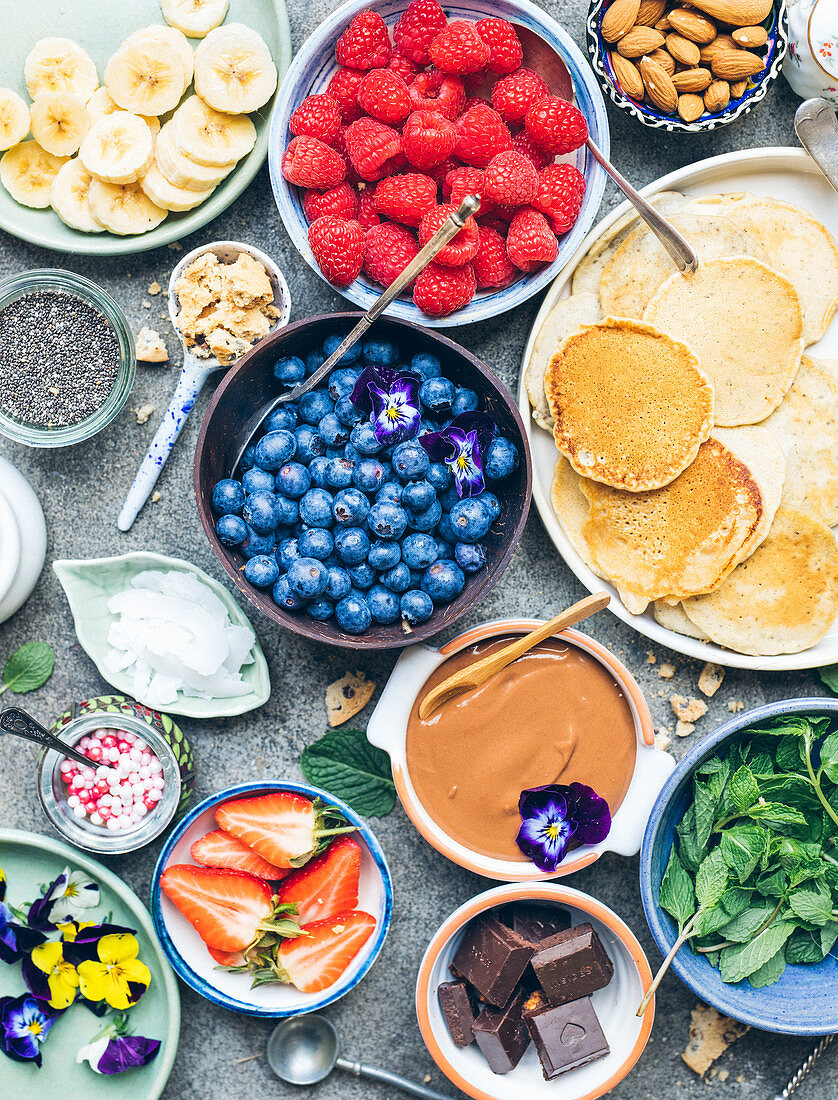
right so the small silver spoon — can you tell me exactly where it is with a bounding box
[795,98,838,194]
[266,1015,456,1100]
[0,706,92,769]
[773,1034,835,1099]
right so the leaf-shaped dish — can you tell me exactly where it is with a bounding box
[54,551,271,719]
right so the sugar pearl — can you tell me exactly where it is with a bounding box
[73,804,86,818]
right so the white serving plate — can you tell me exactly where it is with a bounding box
[518,146,838,671]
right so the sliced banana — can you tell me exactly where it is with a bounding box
[0,89,30,151]
[24,38,98,101]
[155,121,234,189]
[86,87,160,138]
[0,140,68,208]
[105,39,185,116]
[141,160,214,210]
[122,26,194,93]
[80,111,153,185]
[87,177,167,234]
[50,157,104,232]
[194,23,277,113]
[30,93,89,157]
[160,0,229,39]
[171,94,255,167]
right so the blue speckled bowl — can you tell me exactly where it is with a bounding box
[268,0,609,327]
[640,698,838,1034]
[151,781,393,1017]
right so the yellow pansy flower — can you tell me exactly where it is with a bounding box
[29,940,79,1010]
[77,934,151,1011]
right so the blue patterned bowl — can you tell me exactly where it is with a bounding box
[587,0,789,133]
[640,698,838,1034]
[268,0,609,327]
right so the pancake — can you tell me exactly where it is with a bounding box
[643,257,804,427]
[524,292,602,431]
[712,425,786,566]
[544,317,714,492]
[681,506,838,655]
[549,455,601,574]
[653,600,711,641]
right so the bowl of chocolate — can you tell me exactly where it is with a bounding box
[416,882,654,1100]
[367,616,675,880]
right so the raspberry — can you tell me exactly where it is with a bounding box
[428,20,491,75]
[402,110,457,170]
[532,163,586,235]
[525,97,589,155]
[443,166,493,215]
[357,69,412,126]
[335,11,392,70]
[475,18,523,75]
[282,136,346,189]
[357,190,381,229]
[483,150,537,206]
[408,70,465,121]
[393,0,447,65]
[511,130,550,171]
[506,208,558,272]
[289,94,342,144]
[327,68,365,123]
[387,50,421,84]
[364,222,419,286]
[454,104,512,168]
[461,95,489,114]
[344,117,402,181]
[413,261,476,316]
[473,225,517,289]
[373,173,437,226]
[303,182,359,222]
[418,202,479,266]
[308,216,365,287]
[491,67,549,125]
[424,156,458,184]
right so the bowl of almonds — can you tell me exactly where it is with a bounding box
[586,0,788,131]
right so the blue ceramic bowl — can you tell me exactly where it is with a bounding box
[151,781,393,1017]
[640,698,838,1034]
[268,0,609,328]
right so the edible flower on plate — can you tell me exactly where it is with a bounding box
[0,869,46,963]
[350,365,422,445]
[76,1013,161,1075]
[0,993,60,1066]
[28,867,99,929]
[419,411,495,498]
[22,940,79,1010]
[76,933,151,1012]
[516,782,612,872]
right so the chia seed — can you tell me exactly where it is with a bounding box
[0,290,121,428]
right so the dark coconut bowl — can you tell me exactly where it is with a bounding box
[194,313,532,650]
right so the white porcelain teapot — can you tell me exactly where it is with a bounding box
[785,0,838,105]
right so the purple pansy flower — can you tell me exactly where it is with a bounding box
[0,872,46,964]
[0,993,60,1066]
[515,782,612,872]
[27,867,99,930]
[419,411,496,498]
[350,365,422,445]
[76,1014,161,1075]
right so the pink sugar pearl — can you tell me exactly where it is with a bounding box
[60,726,166,831]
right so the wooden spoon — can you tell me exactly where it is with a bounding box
[417,592,611,720]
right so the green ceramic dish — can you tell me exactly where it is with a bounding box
[53,551,271,719]
[0,0,291,255]
[0,828,180,1099]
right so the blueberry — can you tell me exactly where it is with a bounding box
[408,568,423,587]
[298,527,334,560]
[243,490,280,534]
[215,514,247,545]
[335,395,364,427]
[307,597,335,621]
[294,424,326,462]
[319,412,349,447]
[455,541,487,573]
[439,484,460,512]
[392,440,429,481]
[328,367,362,400]
[368,539,401,571]
[240,444,258,471]
[299,390,334,426]
[300,488,334,528]
[274,494,300,527]
[287,557,328,599]
[449,497,492,542]
[344,443,361,463]
[326,565,352,601]
[324,332,362,365]
[242,467,275,495]
[422,559,466,603]
[452,387,479,416]
[347,560,376,589]
[244,554,280,588]
[437,511,456,545]
[324,445,345,460]
[333,487,370,527]
[402,479,436,513]
[380,562,411,593]
[254,430,296,471]
[475,491,501,521]
[362,338,398,367]
[275,461,311,499]
[272,575,308,610]
[367,583,400,623]
[273,356,306,385]
[401,589,434,625]
[265,405,297,433]
[435,539,454,563]
[277,537,301,571]
[305,348,325,375]
[335,594,371,634]
[376,481,403,505]
[212,478,245,515]
[242,526,277,559]
[419,376,456,414]
[485,436,519,482]
[350,422,382,455]
[407,500,442,532]
[335,526,370,566]
[366,500,408,540]
[326,457,355,490]
[411,351,442,380]
[402,532,439,570]
[353,458,387,494]
[308,456,330,488]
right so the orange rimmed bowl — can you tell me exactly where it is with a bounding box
[367,617,674,881]
[416,882,654,1100]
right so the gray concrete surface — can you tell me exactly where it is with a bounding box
[0,1,835,1097]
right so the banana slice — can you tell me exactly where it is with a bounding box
[122,26,194,93]
[171,94,255,167]
[24,38,98,101]
[86,87,160,138]
[194,23,277,114]
[80,111,153,185]
[88,178,167,234]
[51,157,104,232]
[160,0,229,39]
[105,39,185,116]
[30,93,89,157]
[0,140,68,208]
[0,89,30,151]
[141,160,214,210]
[155,121,234,189]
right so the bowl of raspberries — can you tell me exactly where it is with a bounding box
[269,0,609,325]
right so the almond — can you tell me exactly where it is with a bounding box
[672,66,713,92]
[688,0,773,27]
[654,15,672,31]
[678,93,705,121]
[666,31,702,66]
[617,25,666,56]
[667,8,718,44]
[610,51,646,99]
[704,78,731,111]
[711,48,766,79]
[732,25,768,47]
[636,0,667,26]
[699,33,737,64]
[640,54,678,112]
[730,78,748,96]
[648,47,676,75]
[601,0,642,43]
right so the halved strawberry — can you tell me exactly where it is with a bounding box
[215,792,356,870]
[191,829,291,881]
[275,836,362,924]
[207,945,244,967]
[277,911,377,993]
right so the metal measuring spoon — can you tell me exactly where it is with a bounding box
[117,240,291,532]
[0,707,92,769]
[266,1015,456,1100]
[795,98,838,194]
[774,1034,835,1099]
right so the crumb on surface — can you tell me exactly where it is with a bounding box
[135,326,169,363]
[135,403,154,425]
[655,728,671,752]
[646,650,656,664]
[698,662,725,697]
[676,720,695,738]
[658,662,676,679]
[670,694,707,723]
[326,671,376,726]
[148,281,162,295]
[142,299,151,309]
[682,1004,749,1076]
[151,490,161,503]
[718,1070,729,1082]
[728,700,744,713]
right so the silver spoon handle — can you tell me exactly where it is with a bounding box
[774,1034,835,1100]
[795,98,838,195]
[584,136,698,274]
[0,706,92,769]
[336,1056,457,1100]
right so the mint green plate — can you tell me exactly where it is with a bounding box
[0,829,180,1099]
[0,0,291,255]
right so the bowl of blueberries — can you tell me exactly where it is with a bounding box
[194,313,531,648]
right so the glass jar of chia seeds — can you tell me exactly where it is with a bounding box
[0,268,135,447]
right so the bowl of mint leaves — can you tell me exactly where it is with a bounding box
[640,698,838,1034]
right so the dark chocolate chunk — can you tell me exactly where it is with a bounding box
[525,995,610,1080]
[451,914,534,1007]
[472,987,531,1074]
[438,980,477,1047]
[530,922,614,1006]
[512,904,571,945]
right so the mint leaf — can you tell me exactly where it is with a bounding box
[748,802,807,828]
[820,920,838,956]
[719,920,796,983]
[717,902,776,943]
[1,642,54,695]
[788,885,834,926]
[660,847,695,929]
[300,729,395,818]
[720,826,767,884]
[720,886,753,920]
[728,766,758,813]
[819,665,838,695]
[696,848,729,910]
[819,731,838,784]
[748,948,786,989]
[694,777,718,850]
[786,929,828,965]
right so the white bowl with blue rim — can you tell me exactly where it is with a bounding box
[151,780,393,1017]
[268,0,609,327]
[640,698,838,1035]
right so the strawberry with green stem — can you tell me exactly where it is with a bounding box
[215,792,357,869]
